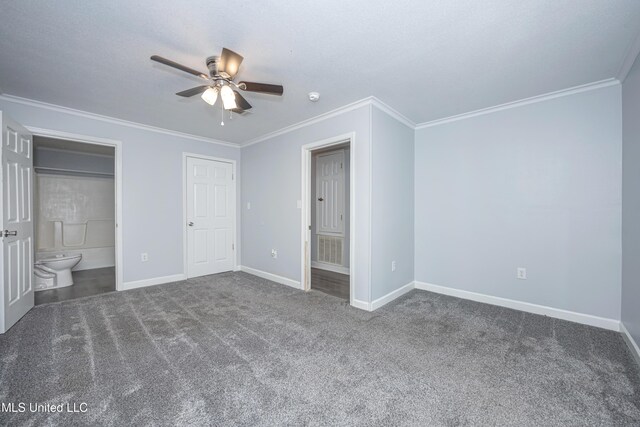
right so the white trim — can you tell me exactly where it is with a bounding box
[367,105,373,305]
[311,261,350,275]
[121,273,186,291]
[370,98,415,129]
[415,78,620,129]
[243,97,414,147]
[617,29,640,82]
[301,133,356,307]
[239,265,302,290]
[182,153,238,279]
[26,127,124,293]
[414,281,620,331]
[371,281,415,311]
[621,322,640,367]
[1,94,239,148]
[351,299,371,311]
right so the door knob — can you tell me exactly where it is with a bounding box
[3,230,17,237]
[317,197,324,202]
[188,222,194,226]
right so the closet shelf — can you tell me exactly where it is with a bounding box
[34,166,114,178]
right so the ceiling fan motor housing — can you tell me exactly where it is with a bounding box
[206,56,220,77]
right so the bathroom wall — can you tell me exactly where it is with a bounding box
[34,144,116,270]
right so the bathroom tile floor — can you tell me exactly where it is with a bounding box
[34,267,116,305]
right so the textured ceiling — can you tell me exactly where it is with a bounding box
[1,0,639,144]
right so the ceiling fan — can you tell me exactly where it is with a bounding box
[150,47,283,121]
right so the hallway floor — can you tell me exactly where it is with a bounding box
[311,267,349,300]
[35,267,116,305]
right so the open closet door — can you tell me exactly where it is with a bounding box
[0,112,34,333]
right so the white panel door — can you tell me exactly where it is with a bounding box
[1,112,34,333]
[316,150,345,235]
[186,157,235,278]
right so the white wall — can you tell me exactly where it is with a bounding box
[35,174,115,270]
[0,97,241,284]
[241,105,371,301]
[622,53,640,346]
[371,106,415,300]
[414,85,622,320]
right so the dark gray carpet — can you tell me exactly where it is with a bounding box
[1,272,639,426]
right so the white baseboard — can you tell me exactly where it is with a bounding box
[621,322,640,367]
[351,299,371,311]
[414,281,620,331]
[371,281,415,310]
[120,273,186,291]
[239,265,302,290]
[311,261,350,275]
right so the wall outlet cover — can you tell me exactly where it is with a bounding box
[141,253,149,262]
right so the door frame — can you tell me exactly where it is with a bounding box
[182,153,238,279]
[301,132,355,306]
[25,127,124,291]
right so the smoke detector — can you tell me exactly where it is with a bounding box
[308,92,320,102]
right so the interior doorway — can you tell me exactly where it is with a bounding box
[32,135,117,305]
[301,133,355,303]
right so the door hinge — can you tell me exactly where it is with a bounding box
[340,162,343,169]
[232,173,234,180]
[232,243,235,250]
[340,214,343,221]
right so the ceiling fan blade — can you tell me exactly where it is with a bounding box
[150,55,209,79]
[217,48,243,79]
[238,81,284,95]
[231,108,247,114]
[233,90,252,110]
[176,85,210,97]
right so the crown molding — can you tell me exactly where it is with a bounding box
[241,97,376,147]
[241,96,415,147]
[370,97,416,129]
[0,94,239,148]
[617,29,640,83]
[415,78,620,130]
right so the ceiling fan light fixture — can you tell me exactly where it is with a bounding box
[201,87,219,105]
[220,85,237,110]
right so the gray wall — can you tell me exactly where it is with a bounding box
[0,98,241,284]
[622,54,640,345]
[371,106,415,300]
[414,85,622,320]
[241,105,371,301]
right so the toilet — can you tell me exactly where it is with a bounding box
[34,254,82,290]
[34,266,57,290]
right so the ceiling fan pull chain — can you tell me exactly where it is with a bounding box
[221,103,225,126]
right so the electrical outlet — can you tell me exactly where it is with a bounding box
[271,249,278,259]
[391,260,396,272]
[517,267,527,280]
[141,253,149,262]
